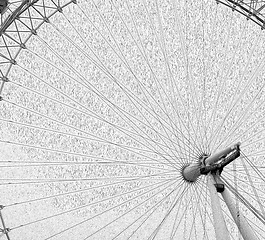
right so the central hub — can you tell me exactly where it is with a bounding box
[181,143,241,183]
[181,154,208,183]
[181,162,201,183]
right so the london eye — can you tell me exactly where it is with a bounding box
[0,0,265,239]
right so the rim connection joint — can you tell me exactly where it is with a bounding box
[43,17,49,23]
[31,29,37,35]
[57,6,63,12]
[10,59,16,65]
[0,227,10,234]
[20,43,26,49]
[1,77,9,82]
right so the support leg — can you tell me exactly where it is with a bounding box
[221,187,259,240]
[207,174,230,240]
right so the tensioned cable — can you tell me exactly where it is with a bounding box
[19,39,188,169]
[0,159,174,172]
[120,0,200,158]
[222,177,265,225]
[210,38,265,152]
[0,112,180,156]
[10,178,176,232]
[59,4,202,167]
[169,185,193,239]
[10,12,202,169]
[111,179,184,239]
[187,184,203,239]
[241,151,265,182]
[170,185,196,238]
[214,79,265,151]
[0,113,187,166]
[0,138,178,169]
[240,155,265,216]
[229,112,265,147]
[1,98,182,169]
[45,16,190,165]
[222,180,265,237]
[207,13,248,146]
[43,179,178,240]
[141,0,204,154]
[89,180,186,240]
[192,178,210,240]
[153,0,204,155]
[4,173,177,208]
[11,63,199,165]
[146,181,189,240]
[0,170,177,186]
[84,180,182,240]
[86,0,185,158]
[164,0,205,154]
[7,79,182,154]
[223,170,265,200]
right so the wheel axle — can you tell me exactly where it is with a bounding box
[182,142,241,182]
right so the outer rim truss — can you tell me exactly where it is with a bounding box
[217,0,265,29]
[0,0,75,96]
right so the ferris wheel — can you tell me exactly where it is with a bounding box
[0,0,265,239]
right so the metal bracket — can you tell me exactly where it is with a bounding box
[212,171,225,193]
[200,145,240,175]
[214,183,225,193]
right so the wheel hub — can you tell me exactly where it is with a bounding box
[181,143,241,183]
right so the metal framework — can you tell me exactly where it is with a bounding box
[0,1,265,239]
[217,0,265,29]
[1,0,264,95]
[183,143,259,240]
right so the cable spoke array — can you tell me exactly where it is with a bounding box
[0,0,265,239]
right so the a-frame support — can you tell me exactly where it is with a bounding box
[208,174,230,240]
[209,173,259,240]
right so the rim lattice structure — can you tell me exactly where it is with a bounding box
[217,0,265,29]
[0,0,74,94]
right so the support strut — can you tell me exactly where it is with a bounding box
[214,175,259,240]
[208,174,230,240]
[182,142,259,239]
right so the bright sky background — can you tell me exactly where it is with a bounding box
[0,0,265,239]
